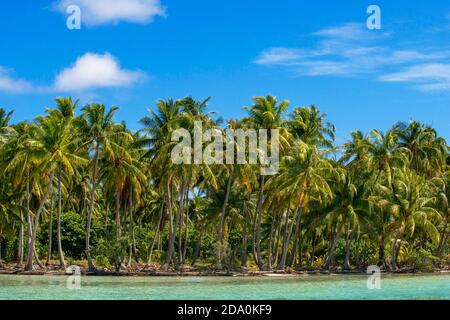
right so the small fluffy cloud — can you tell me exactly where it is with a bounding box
[55,0,166,26]
[0,53,146,94]
[255,23,450,91]
[54,53,145,92]
[0,67,34,93]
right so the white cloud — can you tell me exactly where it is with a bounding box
[0,53,146,94]
[254,48,304,65]
[381,63,450,91]
[313,23,383,41]
[55,0,166,26]
[0,67,34,93]
[54,53,146,92]
[255,22,450,91]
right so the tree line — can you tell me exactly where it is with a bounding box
[0,95,448,272]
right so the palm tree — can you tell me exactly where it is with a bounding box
[394,120,447,175]
[372,167,441,270]
[0,108,13,138]
[432,171,450,258]
[244,94,291,270]
[267,142,334,270]
[19,99,86,270]
[140,99,182,270]
[78,103,121,271]
[323,167,369,270]
[288,105,335,148]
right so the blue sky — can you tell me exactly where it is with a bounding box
[0,0,449,143]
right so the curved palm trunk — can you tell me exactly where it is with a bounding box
[86,145,100,272]
[34,246,44,268]
[266,214,276,270]
[25,170,55,271]
[344,231,351,270]
[148,203,164,264]
[272,215,283,268]
[57,167,66,269]
[288,213,302,268]
[46,194,54,265]
[323,225,339,270]
[216,169,233,270]
[378,234,387,269]
[277,206,300,271]
[391,236,400,271]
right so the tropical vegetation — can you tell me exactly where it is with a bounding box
[0,95,448,273]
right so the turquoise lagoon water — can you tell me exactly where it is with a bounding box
[0,274,448,300]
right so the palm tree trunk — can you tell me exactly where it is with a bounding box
[26,170,55,271]
[391,236,399,270]
[288,214,302,268]
[311,231,316,266]
[16,207,24,265]
[182,189,190,264]
[378,234,387,268]
[255,175,265,270]
[86,145,100,272]
[34,246,44,268]
[191,222,205,267]
[217,169,233,270]
[241,227,248,268]
[127,187,134,268]
[344,230,351,270]
[25,178,32,269]
[148,203,164,264]
[165,180,175,271]
[115,189,121,241]
[323,225,339,270]
[273,215,283,267]
[177,190,185,267]
[277,206,300,271]
[57,166,66,269]
[266,213,276,270]
[436,231,449,258]
[46,194,54,265]
[436,216,449,258]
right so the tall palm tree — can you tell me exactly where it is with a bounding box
[78,103,120,271]
[244,94,291,270]
[267,142,334,270]
[20,100,86,270]
[372,167,441,270]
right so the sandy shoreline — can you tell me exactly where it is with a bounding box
[1,265,449,277]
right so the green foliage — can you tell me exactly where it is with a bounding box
[94,231,128,272]
[404,248,439,272]
[38,211,103,260]
[0,97,448,274]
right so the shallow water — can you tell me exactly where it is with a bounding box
[0,274,449,300]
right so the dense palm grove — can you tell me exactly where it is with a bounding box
[0,95,448,273]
